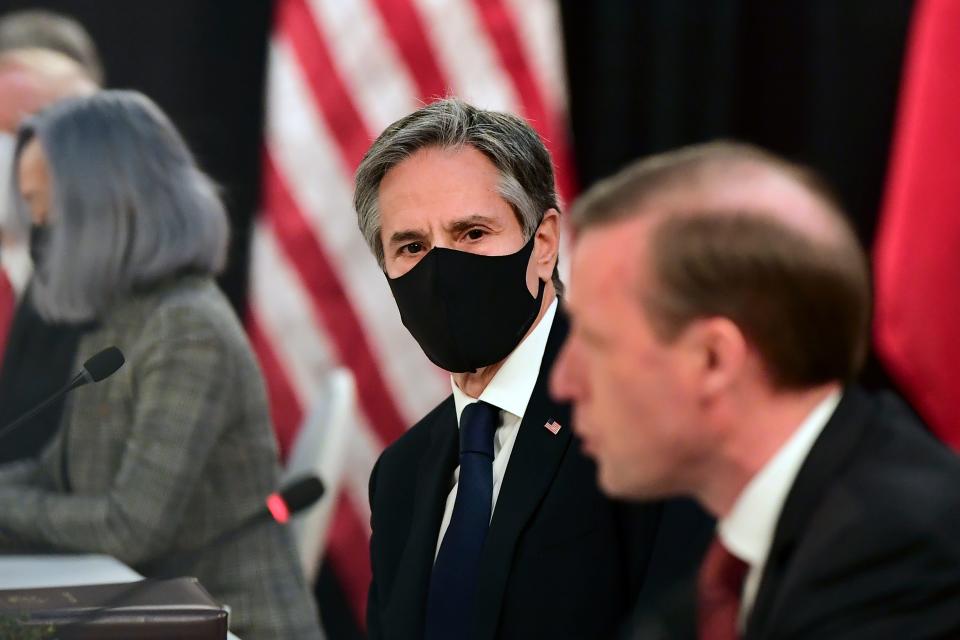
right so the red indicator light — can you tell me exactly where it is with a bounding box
[266,493,291,524]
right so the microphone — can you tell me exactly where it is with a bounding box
[147,475,325,579]
[0,346,125,443]
[240,474,326,530]
[265,474,326,524]
[71,345,125,385]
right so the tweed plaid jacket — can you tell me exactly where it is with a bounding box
[0,276,322,640]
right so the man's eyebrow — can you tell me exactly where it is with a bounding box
[388,228,428,246]
[444,214,500,234]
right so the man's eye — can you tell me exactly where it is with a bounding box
[465,228,485,241]
[402,242,424,255]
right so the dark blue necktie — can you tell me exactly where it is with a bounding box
[424,400,499,640]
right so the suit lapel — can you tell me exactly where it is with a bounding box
[382,400,459,639]
[471,311,573,640]
[744,387,874,640]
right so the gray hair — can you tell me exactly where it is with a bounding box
[13,90,228,322]
[0,10,103,84]
[354,98,563,294]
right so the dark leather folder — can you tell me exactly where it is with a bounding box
[0,577,228,639]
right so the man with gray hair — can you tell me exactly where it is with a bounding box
[0,11,100,463]
[551,141,960,639]
[355,98,711,639]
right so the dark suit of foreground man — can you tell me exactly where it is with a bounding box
[551,141,960,639]
[354,99,711,639]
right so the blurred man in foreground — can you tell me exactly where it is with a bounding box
[551,141,960,639]
[355,98,711,639]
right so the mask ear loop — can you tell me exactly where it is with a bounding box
[511,217,548,308]
[520,275,547,328]
[28,223,50,275]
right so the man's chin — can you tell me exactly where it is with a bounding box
[598,466,667,502]
[596,466,634,499]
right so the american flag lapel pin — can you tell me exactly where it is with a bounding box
[544,419,562,435]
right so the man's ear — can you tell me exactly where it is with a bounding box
[534,208,561,280]
[679,317,749,399]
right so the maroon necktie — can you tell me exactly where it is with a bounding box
[0,270,15,360]
[697,537,750,640]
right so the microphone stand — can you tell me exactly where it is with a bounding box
[0,376,84,443]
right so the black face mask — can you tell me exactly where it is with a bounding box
[29,223,51,269]
[387,235,546,373]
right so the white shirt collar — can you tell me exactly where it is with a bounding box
[719,390,842,568]
[451,298,558,423]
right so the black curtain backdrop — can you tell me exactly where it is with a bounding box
[562,0,913,250]
[0,1,916,637]
[562,0,914,389]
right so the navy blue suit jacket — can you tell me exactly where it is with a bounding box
[367,310,713,639]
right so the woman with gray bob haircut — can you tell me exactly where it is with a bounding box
[0,90,323,640]
[15,90,227,322]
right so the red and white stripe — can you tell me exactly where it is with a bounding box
[250,0,573,627]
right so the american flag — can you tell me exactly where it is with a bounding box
[247,0,575,630]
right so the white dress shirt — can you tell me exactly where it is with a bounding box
[718,390,842,628]
[434,298,559,558]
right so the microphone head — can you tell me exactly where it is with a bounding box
[83,346,125,382]
[266,476,325,524]
[280,475,325,514]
